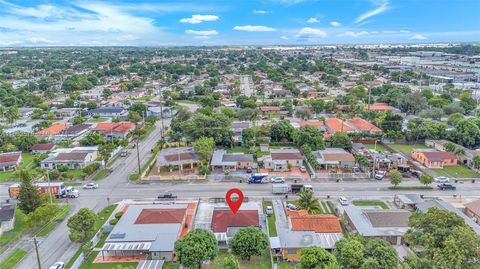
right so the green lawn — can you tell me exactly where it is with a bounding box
[206,249,272,269]
[91,117,108,123]
[63,169,85,180]
[263,201,277,237]
[0,153,37,182]
[227,146,249,154]
[432,165,480,178]
[163,263,180,269]
[388,144,429,155]
[79,251,137,269]
[278,261,297,269]
[352,200,389,209]
[0,209,29,244]
[94,232,109,248]
[0,248,27,269]
[365,143,388,153]
[93,169,108,181]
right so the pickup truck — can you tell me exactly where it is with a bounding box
[437,183,456,190]
[158,192,177,199]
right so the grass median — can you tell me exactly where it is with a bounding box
[0,248,27,269]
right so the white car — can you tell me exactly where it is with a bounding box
[266,206,274,215]
[270,177,285,183]
[339,197,349,206]
[374,171,386,180]
[49,262,65,269]
[83,183,99,189]
[434,176,450,183]
[286,203,298,211]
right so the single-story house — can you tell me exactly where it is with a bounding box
[367,103,397,112]
[211,209,260,246]
[102,203,196,261]
[275,210,343,261]
[231,121,251,145]
[0,204,16,236]
[53,108,79,119]
[343,206,411,245]
[88,107,128,117]
[40,147,99,170]
[298,120,326,132]
[464,199,480,224]
[259,106,281,115]
[31,143,56,155]
[393,194,425,210]
[18,107,35,119]
[374,153,408,169]
[313,148,355,170]
[416,199,480,235]
[324,117,382,136]
[210,150,254,172]
[35,123,69,140]
[261,149,304,172]
[411,149,458,168]
[156,147,201,172]
[94,122,135,139]
[55,124,93,141]
[0,152,22,172]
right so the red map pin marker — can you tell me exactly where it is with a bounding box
[226,188,244,214]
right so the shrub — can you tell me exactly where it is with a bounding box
[109,218,118,225]
[82,163,100,175]
[58,166,68,172]
[129,173,140,181]
[115,212,123,220]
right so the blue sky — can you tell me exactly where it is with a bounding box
[0,0,479,46]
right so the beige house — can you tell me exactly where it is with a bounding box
[261,149,303,172]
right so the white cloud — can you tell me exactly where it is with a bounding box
[307,18,319,23]
[410,34,427,40]
[271,0,305,5]
[25,37,58,44]
[338,31,369,37]
[280,35,289,40]
[330,21,341,27]
[180,14,219,24]
[233,25,276,32]
[253,10,268,14]
[400,30,411,33]
[185,29,218,36]
[355,0,390,24]
[296,27,327,39]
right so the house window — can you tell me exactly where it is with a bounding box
[287,249,296,254]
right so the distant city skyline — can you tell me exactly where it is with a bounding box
[0,0,479,47]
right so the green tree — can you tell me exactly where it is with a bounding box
[80,132,105,146]
[294,126,325,151]
[17,170,44,214]
[193,137,215,163]
[355,155,370,170]
[128,111,142,123]
[360,257,380,269]
[364,239,399,269]
[230,227,268,260]
[237,108,258,121]
[12,131,38,151]
[295,107,311,120]
[102,88,112,100]
[67,208,97,243]
[419,174,433,186]
[27,204,59,228]
[223,254,240,269]
[300,246,338,269]
[270,120,295,142]
[297,190,321,214]
[402,255,436,269]
[472,156,480,169]
[389,170,403,187]
[174,229,218,269]
[332,132,352,149]
[334,236,365,269]
[405,208,480,269]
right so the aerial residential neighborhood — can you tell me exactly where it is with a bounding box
[0,1,480,269]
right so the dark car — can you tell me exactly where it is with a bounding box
[158,192,177,199]
[437,183,456,190]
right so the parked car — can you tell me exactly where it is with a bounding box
[83,183,98,189]
[437,183,456,190]
[270,177,285,183]
[158,192,177,199]
[374,170,386,180]
[49,262,65,269]
[266,206,273,215]
[411,170,422,178]
[434,176,450,183]
[246,167,253,173]
[352,166,361,173]
[300,166,306,172]
[286,203,298,211]
[339,197,348,206]
[120,150,127,157]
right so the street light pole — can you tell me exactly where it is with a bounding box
[34,237,42,269]
[136,138,141,176]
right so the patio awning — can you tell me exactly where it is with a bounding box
[102,242,152,252]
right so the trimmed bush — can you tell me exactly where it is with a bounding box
[109,218,118,225]
[115,212,123,220]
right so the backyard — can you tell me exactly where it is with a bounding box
[433,165,480,178]
[0,153,37,182]
[388,143,430,155]
[79,251,137,269]
[352,200,389,209]
[0,209,28,244]
[365,143,388,153]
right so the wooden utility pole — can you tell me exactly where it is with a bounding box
[34,237,42,269]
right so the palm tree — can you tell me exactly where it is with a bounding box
[0,105,5,126]
[5,106,20,125]
[297,190,321,214]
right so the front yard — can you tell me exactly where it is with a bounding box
[432,165,480,178]
[365,143,388,153]
[352,200,389,209]
[388,143,430,155]
[0,209,28,244]
[205,249,272,269]
[0,153,37,182]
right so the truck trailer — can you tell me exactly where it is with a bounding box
[272,183,289,194]
[8,182,79,199]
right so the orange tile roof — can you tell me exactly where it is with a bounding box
[35,123,68,135]
[325,118,354,132]
[113,122,135,133]
[367,103,395,111]
[299,120,324,128]
[325,117,382,133]
[286,210,309,217]
[347,117,382,132]
[290,214,342,233]
[95,122,134,133]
